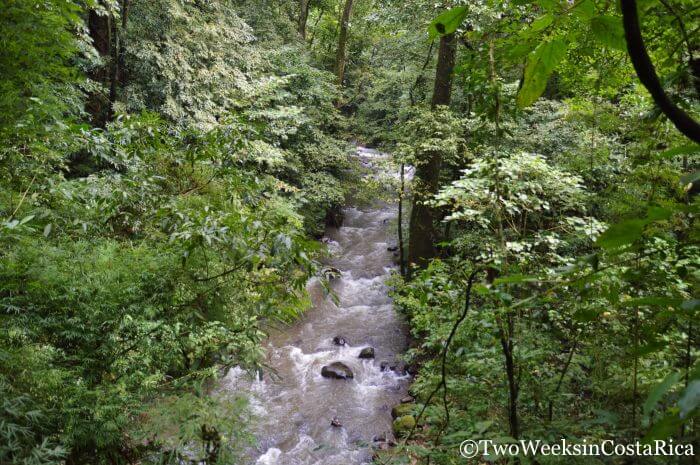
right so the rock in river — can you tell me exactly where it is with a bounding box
[321,362,354,379]
[332,336,348,346]
[358,347,375,359]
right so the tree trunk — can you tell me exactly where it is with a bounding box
[398,163,406,277]
[499,314,520,439]
[335,0,354,87]
[298,0,310,39]
[407,33,456,273]
[431,33,457,107]
[87,8,112,126]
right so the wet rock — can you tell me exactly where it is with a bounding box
[325,208,344,228]
[358,347,375,359]
[321,362,354,380]
[392,415,415,437]
[322,266,342,280]
[387,245,399,252]
[380,360,396,372]
[332,336,348,346]
[330,417,342,427]
[391,403,414,419]
[374,441,393,451]
[400,395,415,404]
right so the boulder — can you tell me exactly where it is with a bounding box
[391,403,414,419]
[358,347,375,359]
[321,362,354,380]
[322,267,342,280]
[332,336,347,346]
[400,395,415,404]
[392,415,415,437]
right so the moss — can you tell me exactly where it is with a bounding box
[392,415,416,436]
[391,402,414,419]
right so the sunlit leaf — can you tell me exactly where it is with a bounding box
[590,15,626,51]
[516,38,567,108]
[643,372,680,418]
[428,6,468,38]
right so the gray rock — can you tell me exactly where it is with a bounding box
[359,347,375,359]
[321,362,354,379]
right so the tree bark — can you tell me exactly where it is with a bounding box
[335,0,354,87]
[298,0,310,39]
[398,163,406,277]
[87,8,112,126]
[499,314,520,439]
[431,33,457,107]
[407,33,456,274]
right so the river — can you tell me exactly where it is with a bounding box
[223,147,410,465]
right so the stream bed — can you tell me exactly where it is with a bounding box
[223,147,410,465]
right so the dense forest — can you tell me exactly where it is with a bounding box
[0,0,698,464]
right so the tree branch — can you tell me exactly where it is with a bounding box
[620,0,700,142]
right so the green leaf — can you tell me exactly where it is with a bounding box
[494,274,539,284]
[530,14,553,31]
[536,0,557,11]
[516,38,567,108]
[596,207,671,249]
[659,144,700,160]
[679,380,700,419]
[645,206,672,222]
[643,413,682,442]
[596,219,645,249]
[428,6,468,38]
[680,170,700,185]
[631,339,667,357]
[573,0,595,20]
[590,15,626,51]
[643,372,680,418]
[620,296,682,307]
[19,214,35,225]
[507,42,536,59]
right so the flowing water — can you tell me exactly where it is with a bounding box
[223,147,410,465]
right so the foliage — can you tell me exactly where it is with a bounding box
[0,1,350,463]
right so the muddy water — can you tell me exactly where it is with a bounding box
[223,147,410,465]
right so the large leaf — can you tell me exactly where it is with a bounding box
[573,0,595,20]
[681,170,700,185]
[679,380,700,419]
[428,6,468,38]
[596,207,672,250]
[590,15,626,51]
[530,14,553,32]
[643,372,680,419]
[516,38,567,108]
[596,218,645,249]
[659,144,700,160]
[643,413,683,442]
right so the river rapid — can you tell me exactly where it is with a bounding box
[223,147,410,465]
